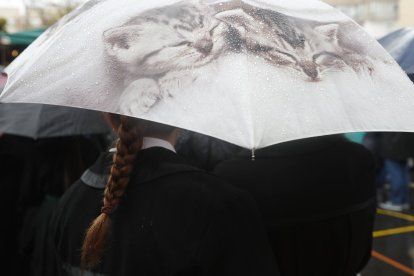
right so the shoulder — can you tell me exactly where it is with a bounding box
[334,140,375,166]
[56,178,104,217]
[163,170,249,198]
[155,170,258,213]
[214,139,376,172]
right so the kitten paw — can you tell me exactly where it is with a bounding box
[118,78,160,116]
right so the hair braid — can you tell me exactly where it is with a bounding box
[81,116,143,270]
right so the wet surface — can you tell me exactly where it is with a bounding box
[361,186,414,276]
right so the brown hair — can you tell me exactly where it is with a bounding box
[81,115,143,269]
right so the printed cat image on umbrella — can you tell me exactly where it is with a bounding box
[1,0,414,149]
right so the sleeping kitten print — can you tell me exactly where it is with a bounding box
[216,1,375,81]
[103,0,379,115]
[104,1,239,115]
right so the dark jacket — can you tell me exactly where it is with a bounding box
[51,150,113,276]
[176,130,243,171]
[52,147,279,276]
[214,135,376,276]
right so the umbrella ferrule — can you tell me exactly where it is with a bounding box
[251,148,255,161]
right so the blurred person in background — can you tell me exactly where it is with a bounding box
[362,132,387,205]
[49,142,114,276]
[12,135,106,276]
[378,132,414,211]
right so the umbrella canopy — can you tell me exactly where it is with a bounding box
[0,103,111,139]
[1,0,414,149]
[378,27,414,75]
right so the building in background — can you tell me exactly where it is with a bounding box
[399,0,414,28]
[324,0,403,38]
[0,0,26,32]
[0,0,80,32]
[0,0,412,36]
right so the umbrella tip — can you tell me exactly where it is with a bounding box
[251,148,255,161]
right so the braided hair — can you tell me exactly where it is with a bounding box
[81,115,143,269]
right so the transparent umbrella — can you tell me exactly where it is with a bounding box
[1,0,414,149]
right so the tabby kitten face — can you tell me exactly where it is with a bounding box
[216,5,349,81]
[262,24,347,81]
[103,1,226,77]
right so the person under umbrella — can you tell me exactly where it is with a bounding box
[51,114,280,276]
[214,134,376,276]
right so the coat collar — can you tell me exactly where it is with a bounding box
[81,151,113,189]
[81,148,200,189]
[141,137,176,153]
[131,147,202,184]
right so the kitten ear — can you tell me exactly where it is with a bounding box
[103,27,138,56]
[215,9,252,32]
[103,28,122,56]
[315,23,339,43]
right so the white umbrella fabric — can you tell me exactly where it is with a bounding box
[1,0,414,149]
[0,103,111,138]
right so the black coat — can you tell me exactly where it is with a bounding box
[214,135,376,276]
[51,150,113,276]
[52,147,279,276]
[176,130,243,171]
